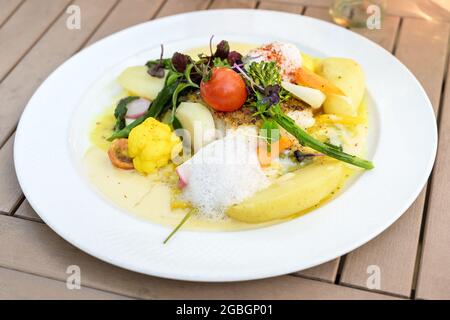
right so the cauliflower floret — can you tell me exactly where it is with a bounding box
[128,117,180,174]
[244,42,302,82]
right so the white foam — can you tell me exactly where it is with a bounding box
[179,131,270,218]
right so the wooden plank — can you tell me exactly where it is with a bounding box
[340,18,450,297]
[351,15,401,52]
[304,6,333,22]
[294,259,340,283]
[0,214,398,299]
[0,134,21,214]
[257,0,303,13]
[0,0,72,81]
[257,1,304,18]
[416,62,450,300]
[157,0,211,17]
[395,18,449,112]
[1,0,171,220]
[14,199,42,222]
[0,267,130,300]
[86,0,165,46]
[277,0,332,7]
[275,0,450,20]
[0,0,118,214]
[384,0,450,20]
[210,0,257,9]
[0,0,23,27]
[0,0,117,148]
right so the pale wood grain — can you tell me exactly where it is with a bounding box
[210,0,257,9]
[268,0,332,7]
[0,267,130,300]
[0,0,72,81]
[86,0,165,46]
[0,0,23,27]
[340,18,450,298]
[0,0,118,216]
[351,15,401,51]
[0,134,21,214]
[395,18,450,113]
[294,259,340,283]
[0,214,397,299]
[305,6,400,52]
[14,199,42,222]
[304,5,333,22]
[384,0,450,20]
[262,0,450,20]
[0,0,117,148]
[258,0,303,13]
[416,62,450,300]
[157,0,211,17]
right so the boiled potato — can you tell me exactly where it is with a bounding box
[175,102,216,152]
[118,66,166,100]
[317,58,365,116]
[301,53,316,72]
[227,160,344,223]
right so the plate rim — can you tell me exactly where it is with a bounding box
[14,9,438,282]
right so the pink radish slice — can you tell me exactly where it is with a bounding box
[125,98,151,119]
[176,165,189,188]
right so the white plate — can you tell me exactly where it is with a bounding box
[14,10,437,282]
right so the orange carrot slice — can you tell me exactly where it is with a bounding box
[258,136,293,167]
[294,68,345,96]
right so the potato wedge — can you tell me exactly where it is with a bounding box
[317,58,365,116]
[227,160,345,223]
[175,102,216,152]
[118,66,166,100]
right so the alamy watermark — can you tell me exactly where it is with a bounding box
[66,5,81,30]
[66,265,81,290]
[366,4,382,30]
[366,264,381,290]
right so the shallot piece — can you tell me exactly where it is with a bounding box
[125,98,151,119]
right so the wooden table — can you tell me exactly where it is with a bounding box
[1,0,449,300]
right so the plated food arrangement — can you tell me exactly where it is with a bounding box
[15,10,437,281]
[86,39,373,241]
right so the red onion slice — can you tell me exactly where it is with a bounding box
[176,165,189,188]
[125,98,151,119]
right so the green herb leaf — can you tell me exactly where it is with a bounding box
[107,80,180,141]
[272,112,374,170]
[213,57,230,68]
[113,96,139,132]
[260,119,280,144]
[163,209,194,244]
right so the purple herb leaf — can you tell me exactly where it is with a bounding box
[148,64,165,78]
[214,40,230,59]
[227,51,242,66]
[172,52,190,73]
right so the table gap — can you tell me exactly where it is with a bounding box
[0,0,25,29]
[0,0,75,85]
[0,264,134,299]
[391,17,404,55]
[410,45,450,299]
[150,0,170,20]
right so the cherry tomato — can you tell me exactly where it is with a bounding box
[108,138,134,170]
[200,67,247,112]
